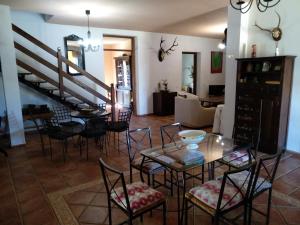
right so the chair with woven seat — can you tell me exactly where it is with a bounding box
[127,127,166,186]
[43,117,75,162]
[106,109,132,152]
[52,105,83,132]
[183,162,257,225]
[79,117,107,160]
[99,158,167,225]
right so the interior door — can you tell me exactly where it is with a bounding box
[182,52,197,95]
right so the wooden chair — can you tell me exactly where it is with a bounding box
[99,158,167,225]
[183,162,257,225]
[127,127,166,186]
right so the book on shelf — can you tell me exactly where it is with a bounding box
[165,149,204,165]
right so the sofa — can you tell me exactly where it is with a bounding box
[174,92,216,128]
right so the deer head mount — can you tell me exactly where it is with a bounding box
[158,37,178,62]
[254,11,282,41]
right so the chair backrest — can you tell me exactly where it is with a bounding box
[160,122,182,148]
[118,109,132,124]
[98,103,107,111]
[250,150,283,197]
[217,162,257,212]
[52,106,71,122]
[98,158,131,212]
[127,127,152,162]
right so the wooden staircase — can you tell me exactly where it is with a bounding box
[12,24,115,115]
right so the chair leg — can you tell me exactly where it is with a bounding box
[266,189,272,225]
[163,202,167,225]
[79,136,82,156]
[117,133,120,153]
[86,137,89,160]
[184,198,188,225]
[170,170,174,196]
[108,201,112,225]
[49,138,53,160]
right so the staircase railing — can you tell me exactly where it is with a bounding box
[12,24,116,119]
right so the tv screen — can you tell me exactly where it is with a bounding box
[209,85,225,96]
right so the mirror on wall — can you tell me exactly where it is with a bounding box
[64,34,85,75]
[181,52,197,95]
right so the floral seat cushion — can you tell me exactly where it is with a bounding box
[222,149,254,167]
[111,181,164,213]
[220,170,272,194]
[188,180,242,210]
[132,157,163,173]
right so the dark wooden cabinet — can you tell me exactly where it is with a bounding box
[153,91,177,116]
[234,56,295,154]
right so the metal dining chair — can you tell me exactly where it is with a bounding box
[183,162,257,225]
[99,158,167,225]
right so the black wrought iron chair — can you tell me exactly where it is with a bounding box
[246,151,283,225]
[106,109,132,152]
[160,122,182,148]
[52,105,83,132]
[127,127,166,186]
[79,116,108,160]
[183,162,257,225]
[43,117,75,162]
[99,158,167,225]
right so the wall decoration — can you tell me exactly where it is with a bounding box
[158,37,178,62]
[211,51,223,73]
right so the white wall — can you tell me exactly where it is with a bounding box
[225,1,300,152]
[11,10,225,115]
[0,5,25,146]
[245,0,300,152]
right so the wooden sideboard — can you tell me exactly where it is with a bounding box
[153,91,177,116]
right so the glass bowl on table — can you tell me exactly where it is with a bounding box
[178,130,206,150]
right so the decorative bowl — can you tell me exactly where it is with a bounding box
[178,130,206,149]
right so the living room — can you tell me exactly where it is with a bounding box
[0,0,300,225]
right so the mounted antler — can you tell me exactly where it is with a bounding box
[254,11,282,41]
[158,36,179,62]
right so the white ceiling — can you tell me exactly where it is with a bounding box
[0,0,229,38]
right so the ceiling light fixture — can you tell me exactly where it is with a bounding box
[80,10,100,52]
[230,0,280,14]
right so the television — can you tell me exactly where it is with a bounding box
[209,85,225,96]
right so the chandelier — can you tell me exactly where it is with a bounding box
[80,10,100,52]
[230,0,281,14]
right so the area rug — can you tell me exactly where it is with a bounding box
[47,165,300,225]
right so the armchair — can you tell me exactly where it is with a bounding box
[175,94,216,128]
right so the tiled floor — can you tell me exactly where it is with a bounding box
[0,114,300,225]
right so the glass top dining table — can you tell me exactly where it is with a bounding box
[140,133,237,225]
[140,133,236,173]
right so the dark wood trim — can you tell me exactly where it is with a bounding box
[12,24,57,57]
[17,59,96,107]
[61,71,111,103]
[57,48,64,98]
[61,56,111,92]
[14,42,58,72]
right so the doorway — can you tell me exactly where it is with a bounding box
[181,52,197,95]
[103,35,135,113]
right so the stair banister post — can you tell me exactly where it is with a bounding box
[57,47,64,99]
[110,83,116,122]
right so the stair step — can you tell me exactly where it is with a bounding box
[67,98,85,106]
[18,72,32,76]
[52,90,72,98]
[77,104,91,109]
[25,78,47,84]
[42,86,58,91]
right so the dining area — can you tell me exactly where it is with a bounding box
[97,121,282,225]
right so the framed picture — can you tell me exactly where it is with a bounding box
[211,51,223,73]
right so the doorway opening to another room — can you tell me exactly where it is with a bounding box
[103,35,135,113]
[181,52,197,95]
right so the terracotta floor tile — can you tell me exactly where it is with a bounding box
[20,196,48,215]
[90,193,108,207]
[65,191,96,205]
[278,207,300,225]
[69,204,86,218]
[79,206,107,224]
[23,207,57,225]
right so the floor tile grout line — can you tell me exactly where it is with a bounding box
[6,156,25,225]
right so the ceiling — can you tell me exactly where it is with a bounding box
[0,0,229,39]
